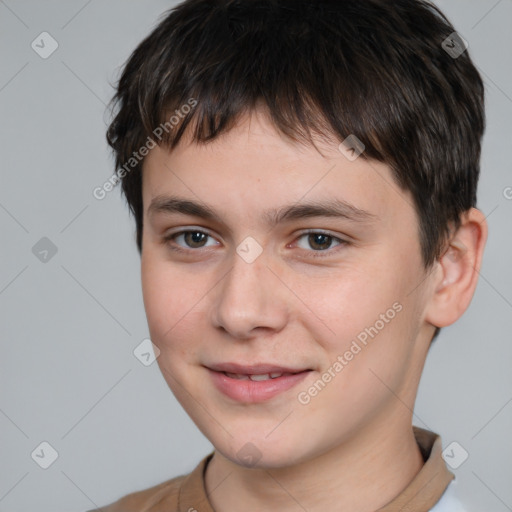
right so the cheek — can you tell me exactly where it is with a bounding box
[299,263,400,348]
[304,257,419,380]
[141,253,201,352]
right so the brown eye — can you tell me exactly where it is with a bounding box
[164,229,218,250]
[182,231,208,248]
[307,233,334,251]
[294,231,348,258]
[296,232,342,251]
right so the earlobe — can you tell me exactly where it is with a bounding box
[425,208,488,328]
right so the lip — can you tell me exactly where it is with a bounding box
[206,365,312,403]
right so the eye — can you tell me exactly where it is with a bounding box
[163,228,348,257]
[163,229,218,251]
[293,231,347,256]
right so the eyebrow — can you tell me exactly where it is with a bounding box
[147,194,378,227]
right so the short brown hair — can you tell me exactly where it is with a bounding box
[107,0,485,267]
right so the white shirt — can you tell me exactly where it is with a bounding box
[431,480,468,511]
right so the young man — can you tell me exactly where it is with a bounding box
[93,0,487,510]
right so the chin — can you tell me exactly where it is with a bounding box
[211,430,313,470]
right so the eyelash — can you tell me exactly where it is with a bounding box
[162,229,349,258]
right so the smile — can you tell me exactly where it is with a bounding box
[224,371,295,381]
[207,368,312,402]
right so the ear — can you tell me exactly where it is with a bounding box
[424,208,488,328]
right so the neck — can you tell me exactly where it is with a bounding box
[205,415,424,512]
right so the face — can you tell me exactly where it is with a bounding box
[140,111,435,469]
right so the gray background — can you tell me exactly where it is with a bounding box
[1,1,511,511]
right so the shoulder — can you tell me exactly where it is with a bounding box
[87,452,214,512]
[88,473,187,512]
[430,480,469,512]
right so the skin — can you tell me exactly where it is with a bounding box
[140,110,487,512]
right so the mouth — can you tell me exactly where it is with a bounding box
[205,363,313,403]
[207,362,311,375]
[222,371,300,381]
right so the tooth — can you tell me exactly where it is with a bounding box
[225,372,249,380]
[223,372,294,381]
[249,374,271,381]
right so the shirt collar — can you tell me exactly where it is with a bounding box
[178,427,454,512]
[377,427,454,511]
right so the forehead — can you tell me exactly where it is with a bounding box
[141,111,415,230]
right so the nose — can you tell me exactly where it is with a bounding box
[210,246,289,340]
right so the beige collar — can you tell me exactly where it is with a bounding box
[177,426,454,512]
